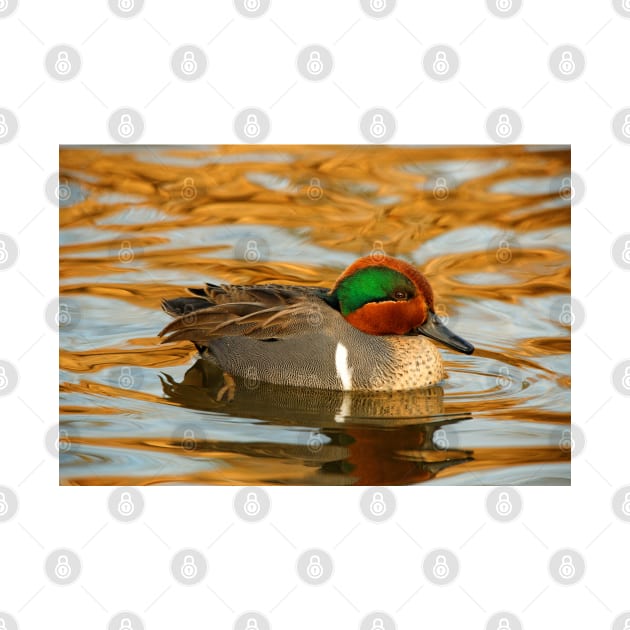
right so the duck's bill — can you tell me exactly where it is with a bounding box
[416,311,475,355]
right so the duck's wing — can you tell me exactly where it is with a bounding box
[159,284,335,344]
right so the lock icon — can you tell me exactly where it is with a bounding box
[245,619,260,630]
[244,240,261,263]
[559,303,574,326]
[0,619,7,630]
[119,240,134,262]
[181,51,198,75]
[119,367,134,389]
[54,51,72,75]
[560,175,575,199]
[58,429,71,453]
[432,50,449,75]
[0,114,8,138]
[369,114,386,139]
[183,429,196,450]
[621,492,630,516]
[181,177,196,200]
[371,618,385,630]
[623,0,630,10]
[623,366,630,390]
[118,491,135,516]
[54,554,72,579]
[558,554,575,579]
[308,177,323,200]
[0,239,8,264]
[244,114,260,138]
[306,554,323,579]
[496,366,510,389]
[369,492,387,516]
[244,492,261,516]
[56,179,71,202]
[622,114,630,138]
[118,113,135,139]
[56,303,72,327]
[0,491,8,515]
[495,491,512,516]
[181,555,198,579]
[433,429,448,449]
[118,0,135,11]
[307,431,323,451]
[307,51,323,75]
[244,0,261,10]
[495,0,512,11]
[369,0,386,11]
[496,239,512,263]
[497,618,511,630]
[0,366,8,390]
[623,619,630,630]
[558,51,575,75]
[495,114,512,138]
[433,177,448,200]
[432,554,449,579]
[119,618,134,630]
[621,240,630,264]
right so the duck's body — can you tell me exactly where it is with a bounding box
[159,256,474,391]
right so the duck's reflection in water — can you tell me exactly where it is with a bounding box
[161,360,473,485]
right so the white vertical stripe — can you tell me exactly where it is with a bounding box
[334,341,353,390]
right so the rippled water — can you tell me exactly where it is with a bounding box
[59,145,570,485]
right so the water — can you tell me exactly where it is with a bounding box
[59,145,571,485]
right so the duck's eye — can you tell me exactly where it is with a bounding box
[393,290,407,300]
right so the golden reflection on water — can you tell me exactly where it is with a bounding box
[59,145,570,486]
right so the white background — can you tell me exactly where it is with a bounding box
[1,1,629,628]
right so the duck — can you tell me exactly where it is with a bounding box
[159,255,474,392]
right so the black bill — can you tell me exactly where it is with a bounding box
[416,310,475,355]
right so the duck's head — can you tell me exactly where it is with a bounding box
[330,255,474,354]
